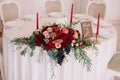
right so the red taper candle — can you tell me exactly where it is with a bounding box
[36,12,39,30]
[70,3,74,23]
[96,13,100,35]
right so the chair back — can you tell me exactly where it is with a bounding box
[0,0,21,25]
[45,0,62,14]
[87,1,106,19]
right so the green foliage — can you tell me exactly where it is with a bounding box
[47,49,58,60]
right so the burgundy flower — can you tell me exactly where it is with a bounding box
[61,34,73,44]
[53,25,59,32]
[42,26,48,32]
[69,29,74,36]
[81,41,86,46]
[61,42,67,48]
[34,34,43,46]
[44,41,55,50]
[67,35,74,43]
[56,32,63,39]
[76,30,81,37]
[48,41,55,49]
[44,45,49,50]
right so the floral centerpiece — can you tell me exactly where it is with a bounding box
[11,22,95,70]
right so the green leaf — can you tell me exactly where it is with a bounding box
[20,48,27,56]
[47,50,58,60]
[73,46,92,71]
[30,51,34,57]
[74,48,79,59]
[66,20,80,28]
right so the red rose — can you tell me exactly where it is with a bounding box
[34,34,43,46]
[67,35,74,43]
[44,45,49,50]
[61,35,67,42]
[53,25,59,32]
[61,42,67,48]
[42,26,48,32]
[62,34,73,44]
[45,41,55,50]
[56,32,63,39]
[48,41,55,49]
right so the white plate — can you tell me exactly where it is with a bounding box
[5,20,25,29]
[55,18,68,24]
[48,12,65,18]
[23,14,36,21]
[92,19,112,28]
[73,14,90,20]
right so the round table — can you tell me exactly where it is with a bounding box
[3,17,117,80]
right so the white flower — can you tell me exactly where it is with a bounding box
[75,43,79,47]
[43,31,50,38]
[72,40,75,43]
[47,27,53,32]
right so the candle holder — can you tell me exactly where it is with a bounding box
[95,34,100,44]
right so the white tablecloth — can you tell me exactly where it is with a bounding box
[3,17,117,80]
